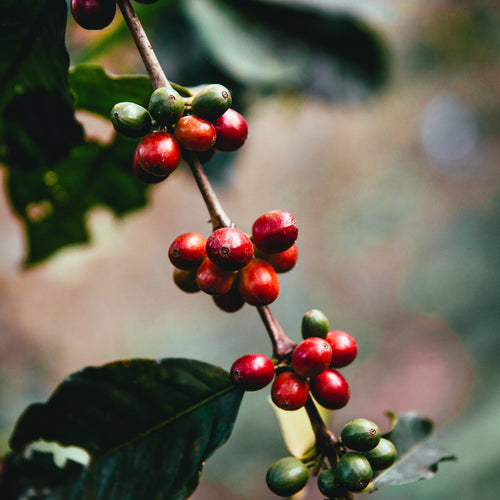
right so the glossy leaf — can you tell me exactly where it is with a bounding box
[371,412,456,488]
[1,358,244,500]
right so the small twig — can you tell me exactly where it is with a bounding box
[184,151,233,230]
[257,306,296,360]
[116,0,168,89]
[305,396,337,458]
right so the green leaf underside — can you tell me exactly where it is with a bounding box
[2,358,243,500]
[69,65,153,118]
[372,412,457,488]
[184,0,388,97]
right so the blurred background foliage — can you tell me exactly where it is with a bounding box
[1,0,500,498]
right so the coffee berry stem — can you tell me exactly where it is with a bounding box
[304,396,339,463]
[257,306,296,361]
[184,151,233,230]
[116,0,168,89]
[117,1,340,479]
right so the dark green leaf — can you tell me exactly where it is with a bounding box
[0,0,83,169]
[69,65,153,118]
[1,358,244,500]
[371,412,456,488]
[6,135,149,265]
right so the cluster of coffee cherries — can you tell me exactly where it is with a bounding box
[168,210,298,311]
[229,309,395,498]
[71,0,158,31]
[265,418,397,498]
[110,82,248,184]
[231,309,356,411]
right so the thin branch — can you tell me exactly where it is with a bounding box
[116,0,168,89]
[305,396,338,464]
[116,1,340,468]
[257,306,296,360]
[184,151,233,230]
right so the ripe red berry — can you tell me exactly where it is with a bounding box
[174,115,217,151]
[310,369,350,410]
[238,259,279,306]
[172,268,200,294]
[292,337,333,378]
[196,258,235,295]
[169,233,207,270]
[71,0,116,30]
[206,228,253,271]
[326,330,358,368]
[213,108,248,152]
[252,210,298,254]
[271,371,310,411]
[134,131,181,177]
[213,282,245,313]
[256,244,298,273]
[230,354,275,391]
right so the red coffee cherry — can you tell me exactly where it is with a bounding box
[206,228,254,271]
[310,369,350,410]
[271,371,310,411]
[256,244,298,273]
[213,108,248,152]
[252,210,298,254]
[196,258,235,295]
[326,330,358,368]
[230,354,275,391]
[169,233,207,270]
[292,337,333,378]
[172,268,200,294]
[213,282,245,313]
[134,131,181,177]
[71,0,116,30]
[174,115,217,151]
[238,259,279,306]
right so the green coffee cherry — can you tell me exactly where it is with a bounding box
[148,86,185,126]
[340,418,381,452]
[110,102,152,138]
[335,453,373,493]
[361,438,397,470]
[265,457,309,497]
[190,83,232,121]
[301,309,329,339]
[317,469,347,498]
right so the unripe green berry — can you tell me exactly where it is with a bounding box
[191,84,232,121]
[266,457,309,497]
[335,453,373,493]
[317,469,347,498]
[361,438,397,470]
[302,309,329,339]
[341,418,381,452]
[148,86,185,126]
[110,102,152,138]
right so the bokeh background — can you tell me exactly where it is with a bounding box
[1,0,500,498]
